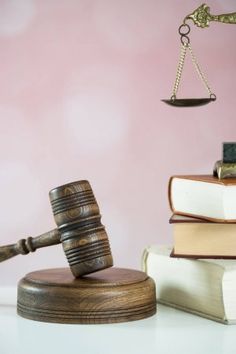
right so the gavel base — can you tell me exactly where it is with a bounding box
[17,267,156,324]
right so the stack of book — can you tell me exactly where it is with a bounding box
[142,174,236,324]
[169,175,236,258]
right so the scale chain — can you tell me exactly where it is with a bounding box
[163,20,217,106]
[172,42,215,100]
[188,44,213,96]
[172,43,187,99]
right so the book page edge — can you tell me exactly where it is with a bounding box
[157,300,230,324]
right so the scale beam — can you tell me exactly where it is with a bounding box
[184,4,236,28]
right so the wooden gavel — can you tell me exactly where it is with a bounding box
[0,180,113,277]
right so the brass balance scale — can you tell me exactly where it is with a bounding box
[162,4,236,107]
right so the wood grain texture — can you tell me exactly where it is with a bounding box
[49,180,113,277]
[0,180,113,276]
[17,267,157,324]
[0,229,60,263]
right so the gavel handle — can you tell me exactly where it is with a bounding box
[0,228,61,263]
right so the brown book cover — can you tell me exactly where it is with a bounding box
[169,214,236,224]
[169,174,236,186]
[170,248,236,260]
[169,214,211,224]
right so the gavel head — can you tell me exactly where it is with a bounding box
[49,180,113,277]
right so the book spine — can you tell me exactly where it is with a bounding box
[141,247,149,274]
[168,176,175,213]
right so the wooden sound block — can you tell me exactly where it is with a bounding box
[17,267,156,324]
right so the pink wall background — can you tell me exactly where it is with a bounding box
[0,0,236,286]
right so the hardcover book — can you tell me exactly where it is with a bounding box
[170,214,236,258]
[168,175,236,222]
[142,245,236,324]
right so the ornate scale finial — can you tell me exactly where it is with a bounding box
[184,3,236,28]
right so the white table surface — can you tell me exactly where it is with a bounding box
[0,302,236,354]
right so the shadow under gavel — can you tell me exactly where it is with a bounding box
[0,180,113,277]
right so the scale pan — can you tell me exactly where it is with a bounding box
[162,97,216,107]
